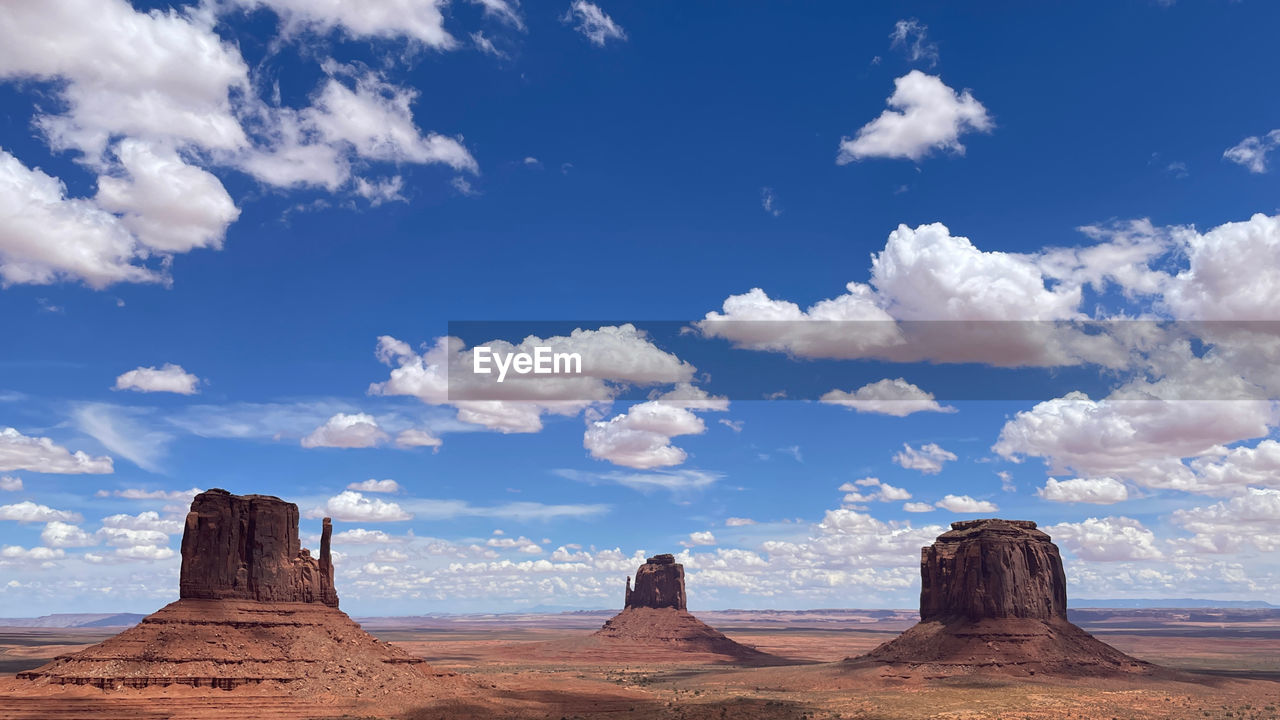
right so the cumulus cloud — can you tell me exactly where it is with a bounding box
[0,476,21,491]
[100,511,184,534]
[0,428,112,474]
[1172,488,1280,553]
[394,428,443,450]
[113,363,201,395]
[41,521,97,548]
[682,531,717,547]
[934,494,997,513]
[892,442,956,474]
[837,71,991,163]
[820,378,954,416]
[563,1,626,46]
[301,413,389,449]
[903,502,935,513]
[994,390,1273,495]
[311,490,412,522]
[1037,477,1129,504]
[1048,516,1164,561]
[347,479,402,494]
[371,325,698,436]
[0,501,82,523]
[584,402,706,469]
[0,1,480,289]
[839,477,912,503]
[0,545,66,567]
[1223,129,1280,174]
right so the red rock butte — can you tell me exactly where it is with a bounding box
[856,518,1153,676]
[16,489,446,695]
[590,554,779,664]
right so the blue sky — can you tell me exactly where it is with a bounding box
[2,1,1280,616]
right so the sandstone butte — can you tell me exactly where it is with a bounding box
[853,518,1154,676]
[589,554,781,664]
[16,489,455,697]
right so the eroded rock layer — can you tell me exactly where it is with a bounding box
[179,489,338,607]
[17,600,436,692]
[860,518,1152,676]
[625,554,686,610]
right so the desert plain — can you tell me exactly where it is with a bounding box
[0,606,1277,720]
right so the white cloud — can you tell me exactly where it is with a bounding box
[311,490,412,522]
[394,428,443,450]
[993,390,1273,495]
[555,468,721,494]
[95,487,201,502]
[301,413,389,449]
[97,526,169,548]
[100,511,183,534]
[0,476,21,491]
[486,535,543,554]
[347,479,402,494]
[371,325,697,435]
[0,501,82,523]
[471,31,506,58]
[563,1,626,46]
[1223,129,1280,173]
[1048,516,1164,562]
[1037,477,1129,505]
[113,363,202,395]
[0,150,160,288]
[837,71,991,163]
[0,545,66,566]
[95,140,239,253]
[331,528,398,545]
[471,0,525,29]
[234,0,457,47]
[41,521,97,548]
[0,428,112,474]
[72,404,172,473]
[902,502,935,513]
[1160,213,1280,320]
[889,19,938,66]
[820,378,954,416]
[934,494,997,513]
[682,531,717,547]
[352,176,405,206]
[725,517,756,527]
[839,477,912,503]
[892,442,956,474]
[1172,488,1280,553]
[584,402,706,469]
[761,187,781,217]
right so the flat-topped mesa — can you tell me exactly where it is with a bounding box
[179,489,338,607]
[920,518,1066,622]
[623,553,686,610]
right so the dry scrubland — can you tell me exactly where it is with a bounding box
[1,609,1279,719]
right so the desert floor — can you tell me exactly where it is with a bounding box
[1,609,1278,719]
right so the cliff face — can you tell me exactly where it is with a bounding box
[860,518,1150,676]
[919,519,1067,622]
[178,489,338,607]
[624,554,686,611]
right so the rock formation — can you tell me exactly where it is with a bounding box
[585,554,778,664]
[179,489,339,606]
[857,518,1151,676]
[624,553,686,610]
[18,489,448,695]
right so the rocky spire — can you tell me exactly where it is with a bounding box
[178,489,338,607]
[623,553,686,610]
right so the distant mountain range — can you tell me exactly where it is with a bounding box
[1070,598,1277,609]
[0,613,147,628]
